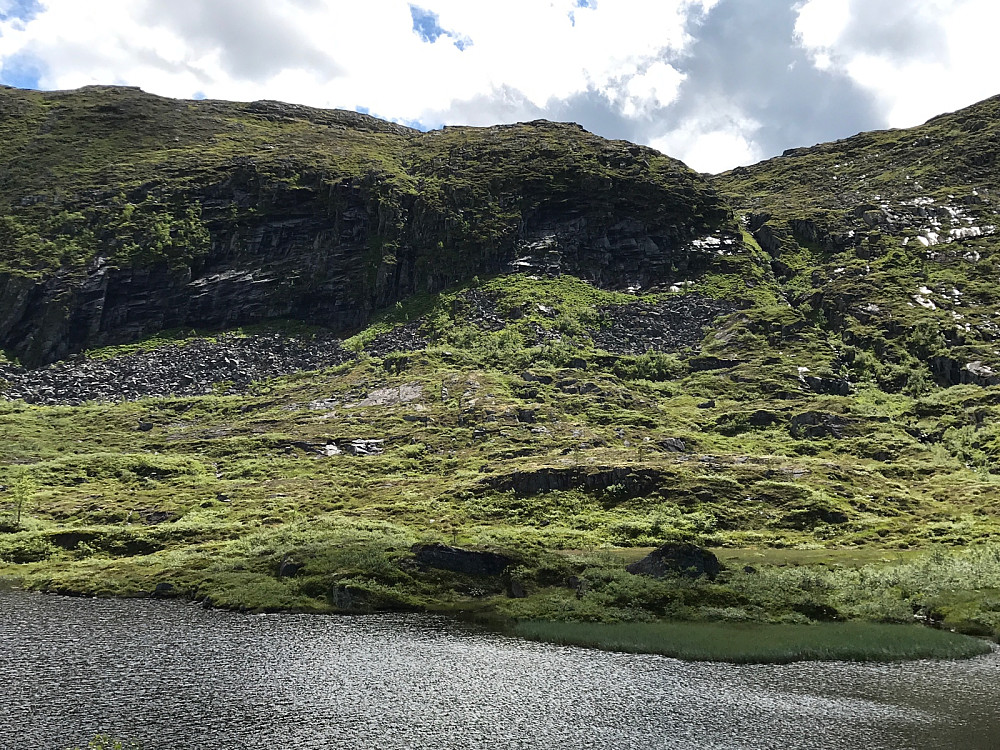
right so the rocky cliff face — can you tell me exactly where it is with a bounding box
[0,86,742,366]
[713,94,1000,390]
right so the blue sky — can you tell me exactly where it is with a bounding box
[409,4,470,50]
[0,0,41,22]
[1,0,997,172]
[0,0,41,86]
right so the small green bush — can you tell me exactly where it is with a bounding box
[67,733,141,750]
[0,534,57,563]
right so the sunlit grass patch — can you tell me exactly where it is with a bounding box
[512,620,993,663]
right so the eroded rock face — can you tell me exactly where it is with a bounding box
[0,88,740,367]
[626,542,721,580]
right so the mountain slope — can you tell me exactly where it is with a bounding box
[714,95,1000,393]
[1,87,1000,639]
[0,85,752,366]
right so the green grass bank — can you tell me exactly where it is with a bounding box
[511,620,993,663]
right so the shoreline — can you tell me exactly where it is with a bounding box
[2,584,993,665]
[509,619,994,663]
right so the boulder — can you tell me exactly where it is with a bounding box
[411,543,513,577]
[521,371,553,385]
[504,574,527,598]
[658,437,687,452]
[802,375,851,396]
[789,411,847,439]
[277,557,302,578]
[341,439,385,456]
[964,361,1000,387]
[331,585,362,611]
[140,509,177,525]
[152,582,175,598]
[626,542,721,580]
[516,409,537,423]
[748,409,782,427]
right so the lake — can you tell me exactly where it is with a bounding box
[2,590,998,749]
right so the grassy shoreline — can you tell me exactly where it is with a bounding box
[4,538,1000,648]
[3,570,995,664]
[510,619,993,663]
[3,278,1000,661]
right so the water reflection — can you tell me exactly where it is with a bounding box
[1,591,997,750]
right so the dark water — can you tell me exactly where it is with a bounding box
[1,591,998,750]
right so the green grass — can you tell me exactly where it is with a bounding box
[511,620,993,663]
[3,278,1000,632]
[2,88,1000,635]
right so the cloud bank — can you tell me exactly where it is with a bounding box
[0,0,997,172]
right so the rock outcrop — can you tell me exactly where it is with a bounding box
[0,86,742,367]
[487,466,665,496]
[410,543,513,577]
[626,542,721,580]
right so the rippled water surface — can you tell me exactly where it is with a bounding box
[2,591,998,750]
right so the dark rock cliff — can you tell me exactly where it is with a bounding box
[0,86,743,366]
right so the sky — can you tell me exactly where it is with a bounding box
[0,0,998,173]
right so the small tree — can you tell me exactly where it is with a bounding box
[8,467,35,528]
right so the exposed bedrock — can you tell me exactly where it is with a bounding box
[0,89,740,366]
[2,194,733,367]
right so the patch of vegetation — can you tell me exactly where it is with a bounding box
[2,89,1000,655]
[511,620,991,663]
[3,292,1000,637]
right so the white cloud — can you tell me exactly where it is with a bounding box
[622,61,686,117]
[794,0,850,50]
[650,107,764,173]
[795,0,1000,127]
[0,0,743,167]
[0,1,713,120]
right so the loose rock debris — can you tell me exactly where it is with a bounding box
[591,295,737,355]
[0,333,355,405]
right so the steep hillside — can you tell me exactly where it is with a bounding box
[2,87,1000,640]
[714,95,1000,392]
[0,85,750,366]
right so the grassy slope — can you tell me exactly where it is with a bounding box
[0,85,412,274]
[2,272,1000,641]
[713,93,1000,391]
[2,90,1000,650]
